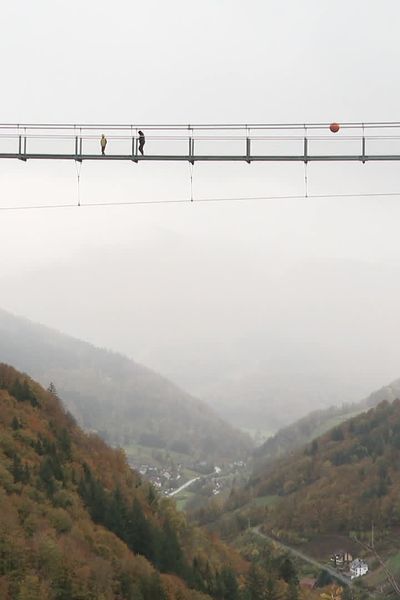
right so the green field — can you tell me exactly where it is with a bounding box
[123,442,197,470]
[175,491,196,511]
[252,495,280,508]
[385,550,400,578]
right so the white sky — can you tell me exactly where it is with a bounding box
[1,0,400,415]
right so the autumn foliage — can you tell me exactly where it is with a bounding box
[0,363,245,600]
[252,399,400,540]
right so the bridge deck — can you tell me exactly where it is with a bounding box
[1,121,400,163]
[4,153,400,162]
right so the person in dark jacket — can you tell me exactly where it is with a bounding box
[138,131,145,155]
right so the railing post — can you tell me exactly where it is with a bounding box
[18,135,27,161]
[189,136,194,164]
[303,137,308,163]
[246,137,251,163]
[132,136,138,163]
[74,136,82,163]
[362,136,366,164]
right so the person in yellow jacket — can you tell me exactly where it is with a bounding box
[100,134,107,155]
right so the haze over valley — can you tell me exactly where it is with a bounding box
[2,244,400,435]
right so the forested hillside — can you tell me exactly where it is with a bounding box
[0,363,250,599]
[254,405,361,467]
[0,309,252,463]
[252,399,400,540]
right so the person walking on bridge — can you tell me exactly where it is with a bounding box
[138,130,145,155]
[100,134,107,155]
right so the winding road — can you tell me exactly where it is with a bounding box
[168,477,200,497]
[252,527,352,587]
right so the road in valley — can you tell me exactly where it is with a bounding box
[252,527,352,587]
[168,477,200,497]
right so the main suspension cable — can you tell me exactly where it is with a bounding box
[1,190,400,212]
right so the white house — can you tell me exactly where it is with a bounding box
[350,559,368,579]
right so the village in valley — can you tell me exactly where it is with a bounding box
[128,454,248,499]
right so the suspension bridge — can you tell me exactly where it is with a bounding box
[2,121,400,211]
[2,121,400,163]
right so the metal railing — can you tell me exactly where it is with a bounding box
[1,122,400,162]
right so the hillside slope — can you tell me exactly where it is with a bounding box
[0,363,248,599]
[0,309,252,463]
[251,399,400,539]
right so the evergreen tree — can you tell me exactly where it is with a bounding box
[57,428,72,461]
[106,486,127,540]
[53,567,73,600]
[127,498,154,560]
[279,557,298,584]
[131,587,145,600]
[240,589,252,600]
[203,560,216,596]
[265,577,277,600]
[47,382,58,396]
[220,566,239,599]
[10,379,25,401]
[147,484,157,506]
[11,416,21,430]
[191,557,206,592]
[141,572,167,600]
[310,438,319,454]
[331,427,344,442]
[158,519,184,574]
[11,379,39,406]
[315,569,333,588]
[246,563,268,600]
[24,381,39,407]
[38,456,56,496]
[342,587,353,600]
[11,454,25,483]
[119,572,145,600]
[214,570,226,599]
[78,466,107,523]
[286,580,299,600]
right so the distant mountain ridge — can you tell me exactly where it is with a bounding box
[0,308,252,463]
[254,377,400,467]
[363,379,400,408]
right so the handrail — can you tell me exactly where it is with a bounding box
[0,122,399,163]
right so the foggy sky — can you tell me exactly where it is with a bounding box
[1,0,400,419]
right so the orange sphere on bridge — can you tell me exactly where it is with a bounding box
[329,122,340,133]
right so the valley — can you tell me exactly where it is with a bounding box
[2,311,400,598]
